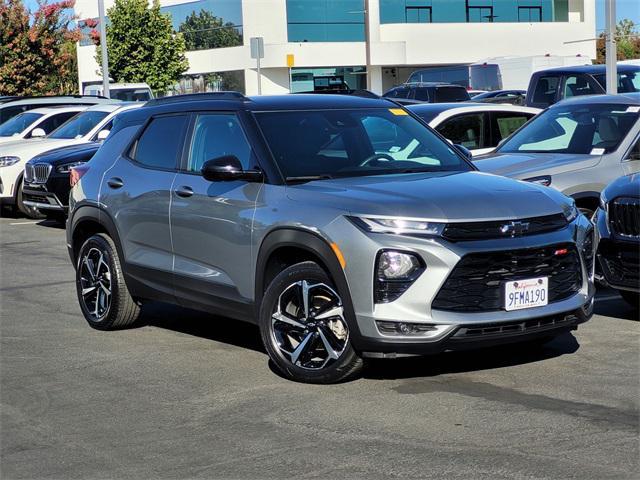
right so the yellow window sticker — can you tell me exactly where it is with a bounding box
[389,108,408,116]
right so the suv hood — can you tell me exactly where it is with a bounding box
[473,151,602,178]
[286,171,570,221]
[0,138,79,162]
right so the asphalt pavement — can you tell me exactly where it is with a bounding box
[1,216,638,479]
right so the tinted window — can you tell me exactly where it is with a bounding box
[111,89,152,102]
[469,64,501,91]
[413,88,430,101]
[384,87,409,99]
[563,74,600,98]
[627,136,640,161]
[491,111,534,144]
[437,113,487,149]
[433,87,470,102]
[188,114,252,172]
[134,115,187,169]
[32,111,79,136]
[531,76,560,106]
[594,71,640,93]
[255,108,471,180]
[0,112,42,136]
[499,103,639,154]
[49,111,109,139]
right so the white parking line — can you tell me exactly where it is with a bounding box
[8,221,38,225]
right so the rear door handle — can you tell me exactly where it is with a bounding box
[175,186,193,198]
[107,177,123,189]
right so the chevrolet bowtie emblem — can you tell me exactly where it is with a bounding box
[500,221,530,237]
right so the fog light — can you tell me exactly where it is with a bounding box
[374,250,425,303]
[376,321,437,336]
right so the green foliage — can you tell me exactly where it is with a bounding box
[179,9,242,51]
[0,0,80,96]
[95,0,189,94]
[595,19,640,64]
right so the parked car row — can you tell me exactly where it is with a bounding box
[1,87,637,384]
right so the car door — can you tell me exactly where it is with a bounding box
[100,113,188,299]
[435,112,490,154]
[489,110,536,154]
[170,112,263,316]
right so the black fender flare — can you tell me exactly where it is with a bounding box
[255,228,364,341]
[68,203,125,266]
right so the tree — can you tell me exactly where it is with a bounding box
[179,9,242,51]
[595,19,640,64]
[94,0,189,94]
[0,0,80,96]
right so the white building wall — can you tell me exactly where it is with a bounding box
[74,0,597,96]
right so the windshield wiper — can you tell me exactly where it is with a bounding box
[285,174,333,184]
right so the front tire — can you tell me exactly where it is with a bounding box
[76,233,141,330]
[259,261,363,384]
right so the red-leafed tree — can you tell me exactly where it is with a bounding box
[0,0,80,96]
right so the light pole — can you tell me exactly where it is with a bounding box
[98,0,110,98]
[364,0,371,90]
[604,0,617,94]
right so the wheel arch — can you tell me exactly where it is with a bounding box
[570,191,600,214]
[69,204,124,266]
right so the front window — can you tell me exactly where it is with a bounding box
[255,108,472,181]
[0,112,42,137]
[49,111,109,139]
[498,104,640,155]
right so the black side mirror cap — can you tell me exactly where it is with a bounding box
[201,155,263,182]
[453,144,473,160]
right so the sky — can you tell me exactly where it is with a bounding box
[22,0,640,34]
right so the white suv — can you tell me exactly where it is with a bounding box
[0,106,87,145]
[0,103,142,217]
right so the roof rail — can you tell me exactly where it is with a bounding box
[294,89,381,99]
[146,91,249,106]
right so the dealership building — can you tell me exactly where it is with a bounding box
[74,0,597,95]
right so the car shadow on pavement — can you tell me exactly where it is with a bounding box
[141,301,266,354]
[593,292,638,322]
[36,219,65,229]
[362,333,580,380]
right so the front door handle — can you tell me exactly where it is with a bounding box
[107,177,123,189]
[175,186,193,198]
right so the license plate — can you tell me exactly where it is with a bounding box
[504,277,548,311]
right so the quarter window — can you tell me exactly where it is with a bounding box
[133,115,187,169]
[187,114,252,172]
[627,137,640,161]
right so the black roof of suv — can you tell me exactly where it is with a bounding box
[383,83,471,105]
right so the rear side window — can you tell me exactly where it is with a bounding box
[491,111,535,145]
[436,113,487,149]
[187,114,253,172]
[434,87,470,102]
[413,88,430,102]
[563,75,600,98]
[32,111,79,136]
[384,87,409,99]
[531,76,559,106]
[133,115,188,169]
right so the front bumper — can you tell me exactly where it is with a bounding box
[324,214,595,355]
[22,176,69,213]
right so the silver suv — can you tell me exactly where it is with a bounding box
[66,93,595,383]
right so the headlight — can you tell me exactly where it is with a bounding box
[599,191,608,212]
[348,216,445,237]
[562,202,579,223]
[0,156,20,167]
[56,161,86,174]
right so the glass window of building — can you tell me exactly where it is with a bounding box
[518,6,542,22]
[406,6,432,23]
[290,67,367,93]
[287,0,365,42]
[161,0,243,51]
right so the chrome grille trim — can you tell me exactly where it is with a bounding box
[24,163,51,184]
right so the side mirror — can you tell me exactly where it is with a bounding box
[30,128,46,138]
[453,144,473,160]
[201,155,263,182]
[96,129,110,141]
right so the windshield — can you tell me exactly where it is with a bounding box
[498,103,639,154]
[0,112,43,136]
[49,111,109,139]
[255,108,472,180]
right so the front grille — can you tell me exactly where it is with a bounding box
[609,197,640,237]
[443,213,567,242]
[432,243,582,312]
[24,163,51,184]
[451,313,579,340]
[598,241,639,289]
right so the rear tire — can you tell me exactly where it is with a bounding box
[619,290,639,310]
[259,261,363,384]
[76,233,141,330]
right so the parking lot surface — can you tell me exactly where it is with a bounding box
[1,216,638,479]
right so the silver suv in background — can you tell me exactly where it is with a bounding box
[66,93,595,384]
[475,94,640,217]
